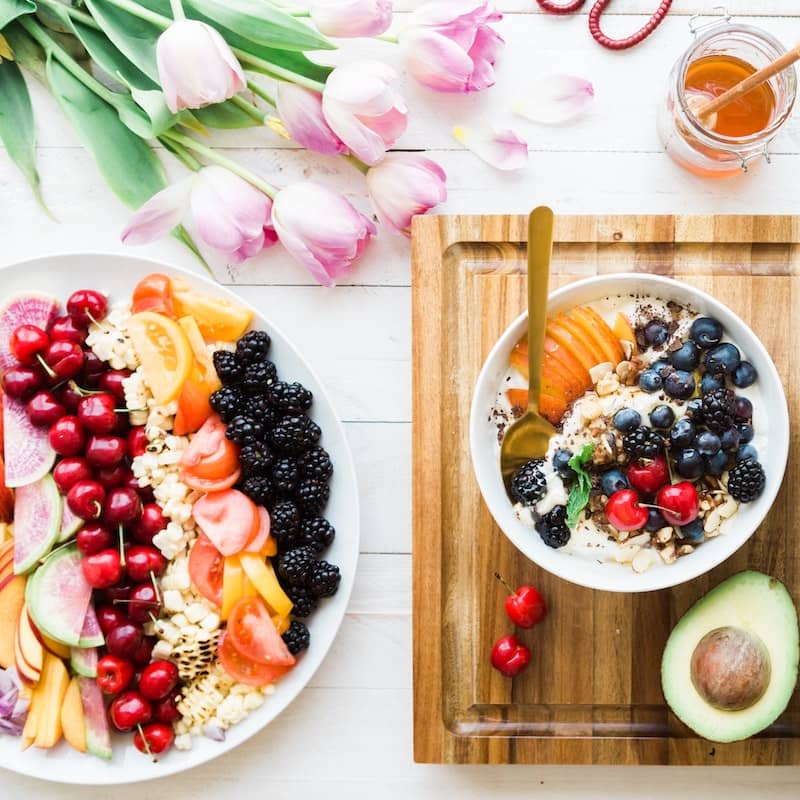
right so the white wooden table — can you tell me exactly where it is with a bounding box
[2,2,800,796]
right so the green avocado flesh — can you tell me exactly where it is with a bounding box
[661,571,799,743]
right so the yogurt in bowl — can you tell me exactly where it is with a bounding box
[470,274,788,593]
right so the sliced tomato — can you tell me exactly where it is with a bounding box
[227,597,295,667]
[193,489,259,556]
[217,630,289,687]
[244,507,270,553]
[132,273,175,317]
[188,533,224,607]
[179,414,239,482]
[180,468,241,493]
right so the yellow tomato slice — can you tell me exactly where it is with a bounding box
[171,279,252,342]
[221,556,245,621]
[127,312,192,405]
[239,553,293,618]
[178,316,221,392]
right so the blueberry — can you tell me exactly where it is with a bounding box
[613,408,641,433]
[601,468,629,496]
[685,398,703,419]
[732,361,757,388]
[651,359,673,377]
[670,341,700,371]
[737,423,754,443]
[649,404,675,429]
[706,450,730,476]
[737,444,758,463]
[700,372,725,394]
[720,427,741,452]
[644,509,667,532]
[734,396,753,421]
[704,343,740,376]
[695,431,721,456]
[689,317,723,349]
[663,370,696,400]
[670,418,696,448]
[639,370,663,393]
[680,518,705,543]
[676,447,704,478]
[643,321,669,347]
[552,448,574,478]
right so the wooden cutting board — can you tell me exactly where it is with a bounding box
[410,214,800,765]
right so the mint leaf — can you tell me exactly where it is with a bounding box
[565,443,595,528]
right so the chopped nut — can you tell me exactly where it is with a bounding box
[718,497,738,518]
[616,529,630,543]
[589,362,614,384]
[581,398,602,421]
[704,509,721,533]
[699,499,712,512]
[677,544,695,556]
[654,526,674,545]
[705,526,721,539]
[658,543,677,564]
[632,550,652,573]
[596,372,621,396]
[627,532,651,547]
[614,544,641,563]
[592,433,616,465]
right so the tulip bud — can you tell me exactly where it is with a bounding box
[309,0,393,37]
[276,84,347,155]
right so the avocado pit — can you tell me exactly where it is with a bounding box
[690,626,771,711]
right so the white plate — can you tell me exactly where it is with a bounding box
[0,253,360,784]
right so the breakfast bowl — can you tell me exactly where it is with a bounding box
[470,273,789,593]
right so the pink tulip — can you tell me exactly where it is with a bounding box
[271,182,376,286]
[121,166,276,265]
[322,62,407,166]
[366,154,447,236]
[309,0,393,37]
[400,0,504,93]
[276,84,347,155]
[156,19,246,112]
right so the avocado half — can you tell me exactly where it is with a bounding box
[661,571,799,743]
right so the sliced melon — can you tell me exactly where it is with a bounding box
[78,677,112,760]
[70,646,98,678]
[57,503,83,544]
[4,397,56,489]
[77,604,104,648]
[0,293,59,373]
[13,474,62,574]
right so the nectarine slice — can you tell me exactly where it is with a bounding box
[547,319,600,370]
[612,312,637,354]
[506,388,528,409]
[570,306,625,364]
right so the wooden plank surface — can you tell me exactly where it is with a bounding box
[412,213,800,765]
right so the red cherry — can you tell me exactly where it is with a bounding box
[2,366,44,400]
[627,455,670,496]
[495,574,547,628]
[490,635,531,678]
[139,660,179,702]
[76,523,113,555]
[78,393,118,434]
[153,691,182,724]
[125,546,166,582]
[10,324,50,366]
[127,426,148,459]
[67,479,105,520]
[67,289,108,327]
[100,581,133,605]
[95,463,131,491]
[106,621,143,660]
[103,487,142,525]
[98,370,130,402]
[655,482,699,526]
[49,416,86,456]
[134,722,174,756]
[43,340,84,382]
[26,391,66,427]
[53,457,93,494]
[128,583,161,623]
[49,315,87,345]
[96,604,127,636]
[109,690,151,732]
[132,635,156,667]
[81,548,122,589]
[96,654,134,695]
[56,382,84,412]
[85,434,127,467]
[606,489,649,532]
[131,504,167,545]
[81,350,105,386]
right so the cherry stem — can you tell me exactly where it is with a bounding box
[149,570,162,604]
[84,309,108,330]
[91,501,102,519]
[118,525,126,567]
[494,572,515,595]
[136,722,157,763]
[35,353,56,379]
[68,379,101,397]
[148,611,159,624]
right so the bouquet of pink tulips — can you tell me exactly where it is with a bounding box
[0,0,510,284]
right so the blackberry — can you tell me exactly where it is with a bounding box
[296,477,330,515]
[510,459,547,506]
[209,385,246,422]
[239,441,274,476]
[271,457,299,496]
[277,546,316,587]
[535,505,571,549]
[282,620,310,655]
[727,459,766,503]
[212,350,244,384]
[297,517,335,553]
[297,446,333,481]
[269,381,313,413]
[225,414,264,445]
[242,394,279,428]
[269,415,321,456]
[271,500,301,550]
[240,475,274,507]
[286,585,317,618]
[236,330,271,364]
[622,426,663,460]
[701,387,736,433]
[241,360,277,395]
[309,560,340,598]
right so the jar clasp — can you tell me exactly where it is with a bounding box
[688,6,732,37]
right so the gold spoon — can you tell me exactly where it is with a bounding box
[500,206,557,495]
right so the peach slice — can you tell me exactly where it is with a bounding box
[506,388,567,426]
[547,318,602,370]
[567,307,624,365]
[543,336,593,392]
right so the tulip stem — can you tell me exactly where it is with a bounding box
[287,9,311,16]
[37,0,100,29]
[169,0,186,20]
[343,154,369,175]
[375,33,399,44]
[229,94,266,123]
[247,81,276,108]
[160,136,203,171]
[98,0,172,28]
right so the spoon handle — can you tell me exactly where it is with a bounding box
[527,207,554,414]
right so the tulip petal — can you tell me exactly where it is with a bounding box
[310,0,393,37]
[453,125,528,170]
[324,61,404,116]
[121,178,192,244]
[513,74,594,125]
[276,83,347,155]
[402,28,476,93]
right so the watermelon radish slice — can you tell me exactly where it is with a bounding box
[57,501,83,544]
[13,473,62,574]
[25,543,91,646]
[0,293,59,373]
[77,603,104,648]
[70,645,98,678]
[78,676,112,760]
[4,396,56,488]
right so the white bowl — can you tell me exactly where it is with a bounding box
[470,274,789,593]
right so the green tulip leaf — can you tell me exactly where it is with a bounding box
[0,0,35,29]
[2,22,46,84]
[192,100,262,129]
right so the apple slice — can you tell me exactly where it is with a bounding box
[61,677,87,753]
[15,605,44,685]
[0,572,25,668]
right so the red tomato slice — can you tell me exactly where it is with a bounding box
[188,533,224,607]
[180,467,241,493]
[179,414,240,481]
[244,507,270,554]
[227,597,295,667]
[132,273,175,317]
[193,489,259,556]
[217,630,290,687]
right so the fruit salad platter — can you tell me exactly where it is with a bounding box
[0,254,358,783]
